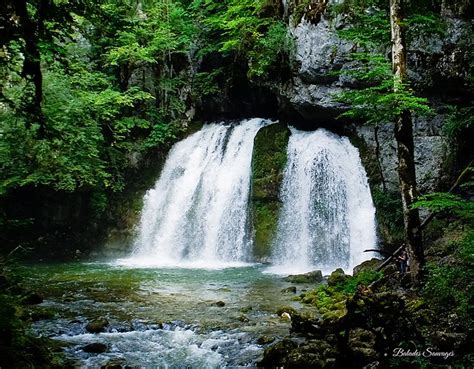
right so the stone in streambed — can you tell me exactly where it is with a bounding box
[275,305,297,316]
[100,358,127,369]
[214,300,226,307]
[284,270,323,283]
[82,342,108,353]
[281,286,297,294]
[257,335,275,345]
[21,292,43,305]
[86,317,109,333]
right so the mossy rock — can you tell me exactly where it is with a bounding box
[259,338,299,367]
[276,305,298,316]
[86,317,109,333]
[353,258,381,275]
[285,270,323,284]
[281,286,297,294]
[287,339,337,369]
[327,268,348,287]
[251,123,290,259]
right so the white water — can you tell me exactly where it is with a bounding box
[267,128,377,275]
[57,326,262,368]
[125,118,271,268]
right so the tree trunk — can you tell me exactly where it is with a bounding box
[390,0,423,283]
[15,0,46,137]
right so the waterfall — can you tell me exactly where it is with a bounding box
[127,118,270,268]
[267,128,377,275]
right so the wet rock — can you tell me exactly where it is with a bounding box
[353,258,381,275]
[281,286,297,294]
[239,305,252,313]
[286,339,337,369]
[276,305,298,316]
[100,358,127,369]
[259,338,299,367]
[21,292,44,305]
[238,314,250,323]
[86,317,109,333]
[431,331,467,352]
[29,307,55,321]
[327,268,348,287]
[291,311,322,336]
[214,301,226,307]
[82,342,108,353]
[348,328,378,362]
[284,270,323,283]
[257,335,275,345]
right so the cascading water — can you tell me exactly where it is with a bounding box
[267,128,377,275]
[126,118,270,267]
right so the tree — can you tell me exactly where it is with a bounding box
[390,0,423,283]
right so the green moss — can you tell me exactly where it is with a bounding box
[253,201,280,258]
[251,123,290,259]
[299,270,382,320]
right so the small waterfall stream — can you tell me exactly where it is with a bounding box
[267,128,377,274]
[127,118,271,267]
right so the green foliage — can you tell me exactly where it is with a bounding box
[0,65,156,193]
[192,70,222,97]
[248,22,292,79]
[0,0,192,196]
[337,11,390,48]
[443,105,474,139]
[191,0,293,80]
[332,0,434,125]
[413,191,474,224]
[335,53,431,125]
[300,270,383,319]
[405,13,447,38]
[423,231,473,327]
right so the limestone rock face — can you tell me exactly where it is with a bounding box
[355,114,452,193]
[277,5,471,194]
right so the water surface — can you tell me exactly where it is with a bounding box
[21,262,312,368]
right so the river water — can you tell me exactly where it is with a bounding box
[21,262,313,368]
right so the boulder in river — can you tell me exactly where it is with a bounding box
[21,292,44,305]
[281,286,297,294]
[284,270,323,283]
[86,317,109,333]
[82,342,108,353]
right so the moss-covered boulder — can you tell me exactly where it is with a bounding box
[86,317,109,333]
[251,123,290,259]
[327,268,348,287]
[352,258,381,275]
[284,270,323,284]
